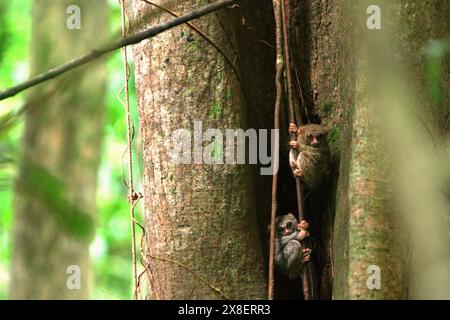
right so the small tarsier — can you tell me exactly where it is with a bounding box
[275,213,311,280]
[289,123,330,190]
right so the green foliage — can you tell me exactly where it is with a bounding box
[17,160,95,240]
[0,0,139,300]
[0,0,32,299]
[91,0,143,298]
[0,0,32,89]
[0,2,10,65]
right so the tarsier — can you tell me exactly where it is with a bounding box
[275,213,311,279]
[289,123,330,190]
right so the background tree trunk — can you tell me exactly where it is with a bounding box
[132,0,275,299]
[10,0,107,299]
[334,0,449,300]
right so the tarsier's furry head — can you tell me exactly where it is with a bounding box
[298,124,328,147]
[276,213,298,237]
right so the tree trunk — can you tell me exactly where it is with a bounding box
[132,0,275,299]
[131,0,448,300]
[290,0,449,299]
[10,0,107,299]
[322,1,449,299]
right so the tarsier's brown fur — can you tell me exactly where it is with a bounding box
[289,123,330,190]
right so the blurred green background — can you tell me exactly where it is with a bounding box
[0,0,143,299]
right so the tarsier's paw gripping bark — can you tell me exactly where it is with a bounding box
[302,248,312,262]
[296,220,310,240]
[293,168,303,177]
[288,123,298,134]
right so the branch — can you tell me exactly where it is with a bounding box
[145,253,231,300]
[281,0,317,299]
[0,0,237,101]
[268,0,283,301]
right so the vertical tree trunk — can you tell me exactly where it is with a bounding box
[10,0,107,299]
[289,0,358,299]
[131,0,449,300]
[334,0,449,300]
[291,0,449,299]
[132,0,274,299]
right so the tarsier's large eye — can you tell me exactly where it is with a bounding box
[277,226,283,232]
[306,134,313,139]
[286,222,292,228]
[316,134,321,140]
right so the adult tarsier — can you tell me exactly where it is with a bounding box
[275,213,311,279]
[289,123,330,190]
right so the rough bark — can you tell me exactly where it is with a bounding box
[289,0,357,300]
[130,0,448,300]
[291,0,449,299]
[335,0,449,300]
[10,0,107,299]
[132,0,275,299]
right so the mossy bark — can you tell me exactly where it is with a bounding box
[131,0,448,300]
[132,0,275,299]
[331,0,449,299]
[291,0,449,299]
